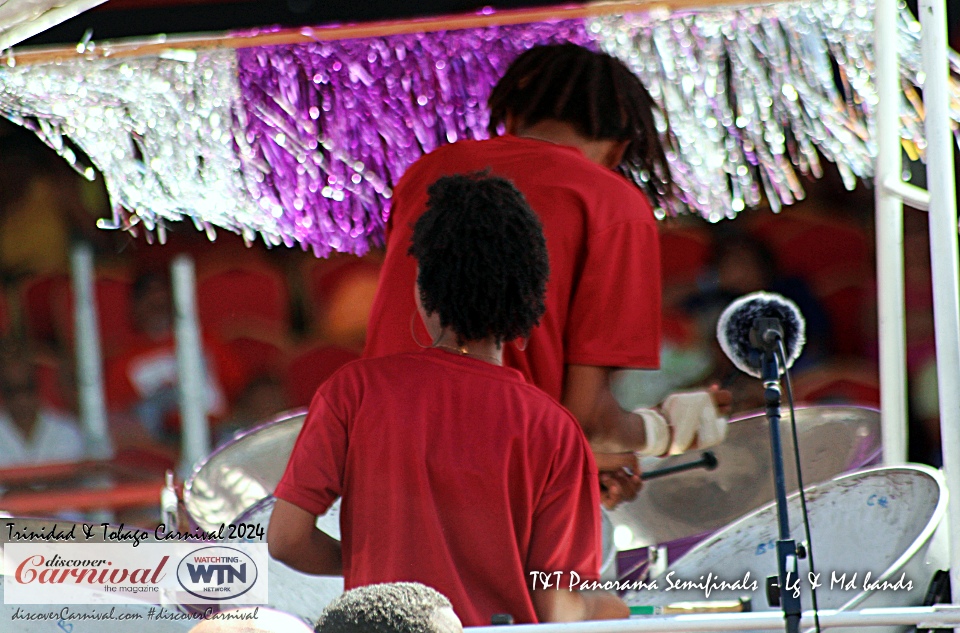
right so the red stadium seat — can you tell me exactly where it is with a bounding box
[196,261,290,339]
[21,273,135,358]
[222,326,290,378]
[55,272,136,359]
[285,342,360,407]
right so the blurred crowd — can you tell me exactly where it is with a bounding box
[0,121,382,477]
[0,117,947,517]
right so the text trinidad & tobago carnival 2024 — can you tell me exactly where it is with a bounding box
[5,521,262,547]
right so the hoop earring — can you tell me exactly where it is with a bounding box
[410,311,433,349]
[514,338,528,352]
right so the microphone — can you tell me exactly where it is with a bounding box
[716,292,811,632]
[716,292,806,378]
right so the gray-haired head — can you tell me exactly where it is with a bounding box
[315,582,462,633]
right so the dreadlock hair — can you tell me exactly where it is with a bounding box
[315,582,458,633]
[488,43,674,210]
[409,172,549,347]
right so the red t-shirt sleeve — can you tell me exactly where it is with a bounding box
[274,386,348,516]
[527,418,602,587]
[565,212,662,369]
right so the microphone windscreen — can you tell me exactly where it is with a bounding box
[716,291,806,378]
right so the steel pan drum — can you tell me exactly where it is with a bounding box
[183,409,307,530]
[622,465,948,633]
[609,406,882,550]
[229,496,343,625]
[1,518,194,632]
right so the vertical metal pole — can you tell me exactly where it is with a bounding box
[874,0,909,465]
[918,0,960,611]
[171,255,210,477]
[71,242,112,460]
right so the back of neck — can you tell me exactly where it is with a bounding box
[514,120,620,168]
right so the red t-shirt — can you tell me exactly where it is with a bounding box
[364,135,662,400]
[105,332,248,427]
[274,348,601,626]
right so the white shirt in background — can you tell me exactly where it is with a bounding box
[0,410,85,468]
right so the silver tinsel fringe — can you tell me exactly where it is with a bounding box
[593,0,959,219]
[0,1,957,248]
[0,49,279,244]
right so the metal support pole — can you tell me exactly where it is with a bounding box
[917,0,960,614]
[70,242,112,460]
[171,255,210,477]
[874,0,909,465]
[882,177,930,211]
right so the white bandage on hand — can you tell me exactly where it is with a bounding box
[633,408,670,457]
[661,391,728,455]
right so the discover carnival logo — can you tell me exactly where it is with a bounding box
[13,553,169,590]
[176,546,259,601]
[3,542,269,605]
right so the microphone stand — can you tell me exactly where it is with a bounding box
[753,318,802,633]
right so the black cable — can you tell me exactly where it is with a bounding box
[777,339,822,633]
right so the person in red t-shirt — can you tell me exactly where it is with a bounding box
[364,44,730,505]
[269,173,627,626]
[105,271,248,441]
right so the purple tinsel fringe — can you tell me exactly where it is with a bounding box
[236,20,594,256]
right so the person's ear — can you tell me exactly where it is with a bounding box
[602,139,630,169]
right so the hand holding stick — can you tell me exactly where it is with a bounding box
[641,451,718,481]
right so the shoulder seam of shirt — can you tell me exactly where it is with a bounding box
[317,388,349,428]
[590,215,657,238]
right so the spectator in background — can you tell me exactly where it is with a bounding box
[0,122,116,281]
[0,340,84,467]
[695,233,833,367]
[315,583,463,633]
[0,143,72,278]
[105,270,248,442]
[688,233,832,411]
[616,231,835,416]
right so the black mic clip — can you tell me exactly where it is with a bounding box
[750,317,784,354]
